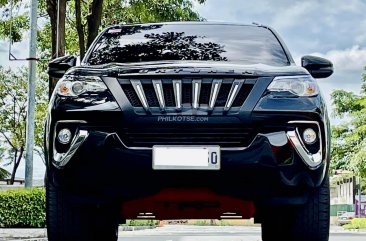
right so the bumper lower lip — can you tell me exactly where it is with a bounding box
[52,121,323,169]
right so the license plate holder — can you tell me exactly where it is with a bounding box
[153,146,220,170]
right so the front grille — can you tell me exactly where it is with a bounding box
[122,85,141,107]
[216,84,232,107]
[120,125,256,148]
[144,84,159,106]
[163,84,175,107]
[120,78,254,112]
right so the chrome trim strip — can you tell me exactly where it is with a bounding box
[209,79,222,110]
[261,131,288,146]
[152,80,165,111]
[112,133,153,150]
[287,121,323,169]
[173,80,182,110]
[53,130,89,168]
[322,113,330,168]
[224,80,244,111]
[131,80,149,111]
[272,75,311,79]
[192,80,201,109]
[55,120,87,124]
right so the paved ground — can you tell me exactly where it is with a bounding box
[0,226,152,241]
[1,225,365,241]
[117,225,366,241]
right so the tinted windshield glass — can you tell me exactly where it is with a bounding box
[86,24,289,66]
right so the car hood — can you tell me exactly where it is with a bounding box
[68,61,309,77]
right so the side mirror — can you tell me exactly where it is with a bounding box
[301,55,333,78]
[48,55,77,79]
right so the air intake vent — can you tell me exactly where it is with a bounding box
[119,125,256,148]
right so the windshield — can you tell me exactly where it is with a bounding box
[85,23,290,66]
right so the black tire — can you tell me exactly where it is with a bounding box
[46,181,118,241]
[261,176,330,241]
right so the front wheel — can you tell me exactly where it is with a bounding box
[261,176,330,241]
[46,181,119,241]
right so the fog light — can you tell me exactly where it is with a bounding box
[303,128,317,144]
[57,128,72,144]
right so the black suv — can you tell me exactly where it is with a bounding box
[45,22,333,241]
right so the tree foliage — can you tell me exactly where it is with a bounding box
[0,0,29,43]
[0,167,10,179]
[112,0,204,24]
[0,67,48,184]
[331,67,366,177]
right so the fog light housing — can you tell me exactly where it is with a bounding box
[303,128,317,144]
[57,128,72,144]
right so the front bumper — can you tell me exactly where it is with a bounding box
[53,120,325,170]
[48,120,328,204]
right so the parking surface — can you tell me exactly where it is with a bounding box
[1,225,365,241]
[117,225,366,241]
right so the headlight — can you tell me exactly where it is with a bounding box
[267,75,318,97]
[57,75,108,97]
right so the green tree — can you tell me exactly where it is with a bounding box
[0,67,48,184]
[0,0,29,43]
[0,141,10,179]
[331,67,366,178]
[0,167,10,180]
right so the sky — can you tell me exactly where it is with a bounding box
[193,0,366,116]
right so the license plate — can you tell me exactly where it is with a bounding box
[153,146,220,170]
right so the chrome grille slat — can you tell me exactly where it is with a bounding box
[192,79,201,109]
[209,79,222,110]
[152,80,165,111]
[224,80,244,111]
[130,80,149,111]
[172,80,182,110]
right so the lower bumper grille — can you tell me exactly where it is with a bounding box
[119,126,256,148]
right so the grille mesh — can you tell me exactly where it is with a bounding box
[216,84,232,106]
[143,84,159,107]
[163,84,175,107]
[233,84,254,107]
[122,85,141,107]
[199,83,211,105]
